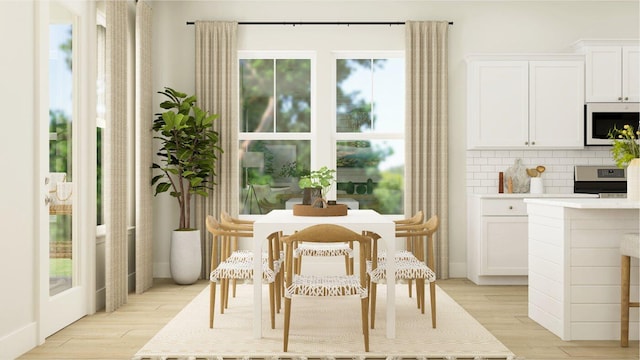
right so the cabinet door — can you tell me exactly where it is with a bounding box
[529,61,585,148]
[585,46,622,102]
[623,46,640,102]
[467,61,529,149]
[480,216,528,275]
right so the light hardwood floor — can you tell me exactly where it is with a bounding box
[19,278,639,360]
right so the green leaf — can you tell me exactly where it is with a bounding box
[151,175,164,185]
[190,177,203,187]
[194,189,209,197]
[154,182,171,195]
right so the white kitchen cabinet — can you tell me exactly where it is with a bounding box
[467,56,584,149]
[529,61,585,147]
[585,45,640,102]
[467,195,528,285]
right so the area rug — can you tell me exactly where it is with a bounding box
[133,284,517,360]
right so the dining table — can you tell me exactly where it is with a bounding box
[252,209,397,339]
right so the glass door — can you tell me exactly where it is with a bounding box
[39,1,88,338]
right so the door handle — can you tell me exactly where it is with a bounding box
[44,195,53,206]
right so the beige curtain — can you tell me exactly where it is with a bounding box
[194,21,239,278]
[105,0,129,311]
[135,0,153,294]
[405,21,449,279]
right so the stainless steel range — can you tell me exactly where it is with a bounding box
[574,165,627,198]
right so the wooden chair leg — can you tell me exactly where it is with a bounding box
[621,254,631,347]
[269,282,276,329]
[417,278,425,314]
[275,274,282,313]
[209,282,216,328]
[430,281,437,328]
[283,297,292,352]
[370,282,378,329]
[408,279,413,298]
[344,254,351,275]
[361,297,370,352]
[220,279,227,314]
[232,279,237,298]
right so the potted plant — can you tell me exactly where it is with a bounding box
[608,124,640,201]
[298,166,336,207]
[152,87,222,284]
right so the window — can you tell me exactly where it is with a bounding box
[238,52,404,215]
[335,56,405,214]
[239,55,313,214]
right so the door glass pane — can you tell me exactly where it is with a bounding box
[239,140,310,214]
[49,20,74,296]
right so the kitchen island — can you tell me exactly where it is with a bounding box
[524,198,639,341]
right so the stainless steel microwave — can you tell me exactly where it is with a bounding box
[585,103,640,145]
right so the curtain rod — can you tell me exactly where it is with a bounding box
[186,21,453,26]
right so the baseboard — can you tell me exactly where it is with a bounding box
[154,261,171,279]
[448,261,466,278]
[0,321,39,359]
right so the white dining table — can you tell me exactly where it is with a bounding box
[252,209,397,339]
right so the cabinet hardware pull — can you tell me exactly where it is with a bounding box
[509,206,513,210]
[624,97,629,101]
[531,141,535,145]
[618,97,623,101]
[524,141,528,145]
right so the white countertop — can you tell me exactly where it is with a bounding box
[524,197,640,209]
[470,193,599,199]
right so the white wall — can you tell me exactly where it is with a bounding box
[150,0,639,278]
[0,1,38,358]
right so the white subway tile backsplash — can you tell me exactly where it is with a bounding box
[466,148,615,194]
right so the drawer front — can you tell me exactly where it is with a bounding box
[481,199,527,216]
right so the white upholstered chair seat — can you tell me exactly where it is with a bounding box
[210,257,281,283]
[376,250,418,262]
[294,242,353,258]
[367,258,436,283]
[285,274,367,298]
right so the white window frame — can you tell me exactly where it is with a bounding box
[237,50,405,213]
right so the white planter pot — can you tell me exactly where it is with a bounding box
[628,158,640,202]
[170,229,202,285]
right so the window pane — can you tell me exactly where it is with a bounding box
[239,140,311,214]
[336,140,404,214]
[337,58,404,133]
[336,59,372,132]
[372,58,404,132]
[276,59,311,132]
[240,59,274,132]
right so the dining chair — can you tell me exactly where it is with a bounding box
[392,210,424,298]
[205,215,282,329]
[367,215,439,329]
[220,211,286,303]
[219,211,255,300]
[280,224,372,352]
